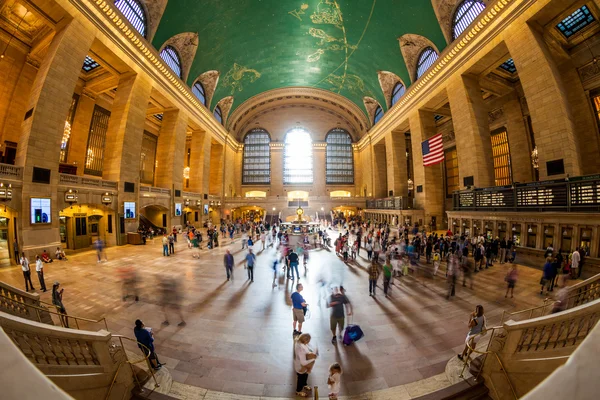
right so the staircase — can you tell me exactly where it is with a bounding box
[139,214,165,235]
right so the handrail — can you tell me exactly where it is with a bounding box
[105,335,159,400]
[459,326,518,400]
[0,292,108,330]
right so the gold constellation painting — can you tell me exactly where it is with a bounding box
[222,63,261,95]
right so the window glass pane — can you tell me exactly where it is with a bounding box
[59,94,79,163]
[452,0,486,40]
[391,83,405,106]
[326,129,354,184]
[192,82,207,106]
[159,46,182,78]
[416,47,439,79]
[373,106,383,125]
[284,128,313,184]
[114,0,147,37]
[214,106,223,125]
[243,129,271,184]
[556,6,595,38]
[140,131,158,184]
[491,129,512,186]
[84,105,111,176]
[445,148,459,197]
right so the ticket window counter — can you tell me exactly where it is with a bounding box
[472,222,481,238]
[461,221,470,236]
[543,226,555,250]
[526,225,537,248]
[560,226,573,253]
[497,223,507,241]
[483,221,493,240]
[579,228,592,256]
[511,224,521,246]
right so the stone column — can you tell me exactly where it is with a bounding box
[188,130,211,195]
[503,95,533,183]
[408,110,444,227]
[1,57,38,145]
[208,142,224,196]
[69,91,96,175]
[155,109,188,226]
[372,141,387,198]
[313,143,326,196]
[15,19,94,256]
[447,74,495,188]
[505,23,582,178]
[385,131,408,197]
[270,143,284,197]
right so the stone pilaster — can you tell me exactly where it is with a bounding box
[188,130,211,195]
[503,94,533,183]
[505,23,582,179]
[385,131,408,197]
[270,143,284,197]
[408,110,444,227]
[15,19,94,256]
[208,142,224,196]
[447,74,495,188]
[69,92,96,175]
[372,141,387,198]
[313,144,326,195]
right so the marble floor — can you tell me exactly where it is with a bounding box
[0,231,559,398]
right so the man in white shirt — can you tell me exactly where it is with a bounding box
[571,250,580,277]
[20,253,35,292]
[35,255,47,292]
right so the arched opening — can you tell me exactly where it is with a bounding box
[59,204,113,250]
[231,206,266,223]
[159,45,182,78]
[213,105,223,125]
[416,47,439,79]
[391,82,406,107]
[326,128,354,184]
[139,204,169,234]
[192,81,207,106]
[114,0,147,37]
[373,106,384,125]
[0,205,19,267]
[284,128,313,184]
[243,128,271,184]
[452,0,486,40]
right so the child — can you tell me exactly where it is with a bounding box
[327,362,342,400]
[433,251,441,276]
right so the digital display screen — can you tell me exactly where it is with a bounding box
[31,198,51,224]
[203,204,209,215]
[124,202,136,219]
[175,203,182,216]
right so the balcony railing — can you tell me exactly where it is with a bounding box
[140,185,171,196]
[58,173,117,189]
[0,163,23,180]
[452,174,600,212]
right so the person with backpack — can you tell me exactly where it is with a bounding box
[327,286,352,344]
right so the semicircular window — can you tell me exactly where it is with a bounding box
[391,82,406,107]
[243,129,271,184]
[213,106,223,125]
[192,81,207,106]
[284,128,313,184]
[326,128,353,184]
[416,47,439,79]
[114,0,147,37]
[373,106,384,125]
[159,45,182,78]
[452,0,486,40]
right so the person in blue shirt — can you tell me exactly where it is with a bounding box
[245,248,256,282]
[291,283,307,335]
[134,319,162,370]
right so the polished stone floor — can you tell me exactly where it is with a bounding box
[0,230,558,397]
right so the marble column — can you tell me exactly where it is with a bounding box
[188,130,211,195]
[385,131,408,198]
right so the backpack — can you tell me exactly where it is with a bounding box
[343,324,364,346]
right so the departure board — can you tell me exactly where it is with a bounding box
[515,182,568,208]
[569,175,600,207]
[474,186,514,208]
[459,192,474,208]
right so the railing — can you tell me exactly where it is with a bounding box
[58,173,117,189]
[0,163,23,180]
[140,185,171,196]
[0,290,108,331]
[182,191,203,198]
[452,173,600,212]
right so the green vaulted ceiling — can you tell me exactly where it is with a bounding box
[152,0,447,116]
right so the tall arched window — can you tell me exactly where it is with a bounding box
[416,47,439,79]
[326,129,354,184]
[373,106,383,125]
[213,106,223,125]
[192,81,207,106]
[114,0,147,37]
[284,128,313,184]
[391,82,405,107]
[243,129,271,184]
[452,0,486,40]
[159,45,182,78]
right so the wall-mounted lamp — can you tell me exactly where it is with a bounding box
[512,226,517,232]
[528,226,533,233]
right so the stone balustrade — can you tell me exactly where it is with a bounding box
[0,311,134,400]
[0,281,54,325]
[58,173,117,190]
[0,163,23,181]
[482,298,600,399]
[140,185,171,196]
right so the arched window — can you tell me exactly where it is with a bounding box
[243,129,271,184]
[391,82,405,107]
[284,128,313,184]
[159,45,182,78]
[416,47,439,79]
[213,106,223,125]
[373,106,383,125]
[326,128,353,184]
[114,0,147,38]
[192,81,207,106]
[452,0,486,40]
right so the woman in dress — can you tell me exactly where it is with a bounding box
[457,305,486,361]
[294,333,317,397]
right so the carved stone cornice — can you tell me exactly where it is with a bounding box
[81,87,97,100]
[25,55,40,68]
[228,87,369,140]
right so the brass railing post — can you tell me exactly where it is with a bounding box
[314,385,318,399]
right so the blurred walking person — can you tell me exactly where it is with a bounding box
[224,249,234,281]
[159,277,186,326]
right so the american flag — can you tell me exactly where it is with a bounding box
[421,133,444,166]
